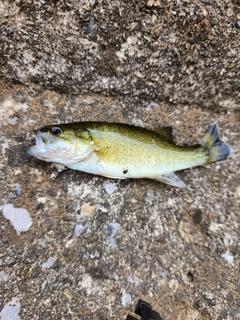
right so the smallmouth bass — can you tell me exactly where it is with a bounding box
[27,122,233,187]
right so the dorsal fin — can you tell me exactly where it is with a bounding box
[154,126,174,140]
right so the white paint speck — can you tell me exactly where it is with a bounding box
[75,223,89,237]
[2,204,32,235]
[42,257,57,269]
[121,293,132,306]
[105,223,120,248]
[0,297,21,320]
[103,180,118,194]
[221,253,234,265]
[0,270,10,282]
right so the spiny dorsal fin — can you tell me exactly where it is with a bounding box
[154,126,174,140]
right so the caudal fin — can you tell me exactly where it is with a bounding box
[199,123,234,164]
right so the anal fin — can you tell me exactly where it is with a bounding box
[153,172,186,188]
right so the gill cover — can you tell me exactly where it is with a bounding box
[27,125,94,165]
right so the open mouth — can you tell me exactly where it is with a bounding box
[32,130,46,149]
[28,130,46,155]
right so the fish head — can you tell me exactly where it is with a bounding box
[27,124,94,165]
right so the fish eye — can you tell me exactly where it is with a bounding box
[50,126,63,135]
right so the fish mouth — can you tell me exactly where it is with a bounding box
[27,130,46,155]
[34,130,47,149]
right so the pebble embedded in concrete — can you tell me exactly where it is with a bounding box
[0,298,21,320]
[121,293,132,306]
[41,257,57,269]
[103,180,118,194]
[75,223,89,237]
[105,222,120,248]
[2,204,32,235]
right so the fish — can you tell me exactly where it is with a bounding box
[27,121,233,187]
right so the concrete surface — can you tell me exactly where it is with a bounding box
[0,0,239,319]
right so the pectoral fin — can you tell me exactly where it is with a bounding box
[154,172,186,188]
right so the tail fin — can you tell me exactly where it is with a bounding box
[199,123,234,164]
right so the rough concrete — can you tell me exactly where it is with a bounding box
[0,0,240,319]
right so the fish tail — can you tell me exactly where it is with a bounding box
[199,123,234,164]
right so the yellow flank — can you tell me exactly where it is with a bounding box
[89,125,204,171]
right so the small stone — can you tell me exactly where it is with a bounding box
[2,29,8,36]
[146,103,158,111]
[64,288,73,301]
[41,280,47,290]
[9,27,15,34]
[86,18,95,34]
[103,180,118,194]
[65,239,76,248]
[223,233,233,247]
[0,298,21,320]
[159,270,168,279]
[106,223,120,248]
[14,184,21,196]
[121,293,132,306]
[3,204,32,235]
[221,253,234,265]
[11,116,18,124]
[208,221,221,233]
[75,223,88,237]
[42,257,57,269]
[0,271,10,282]
[14,169,22,175]
[89,251,101,259]
[81,203,96,216]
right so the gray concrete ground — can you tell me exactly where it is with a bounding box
[0,0,240,319]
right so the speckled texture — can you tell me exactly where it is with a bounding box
[1,0,240,108]
[0,1,240,319]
